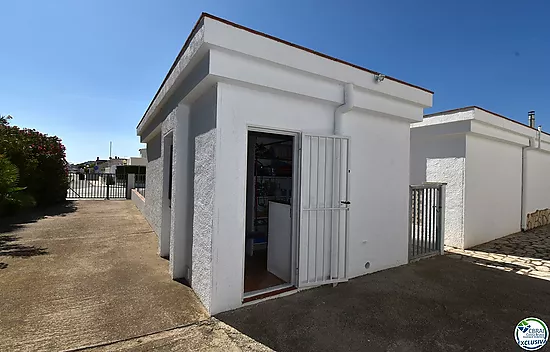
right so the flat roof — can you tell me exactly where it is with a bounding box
[139,12,433,128]
[424,106,546,135]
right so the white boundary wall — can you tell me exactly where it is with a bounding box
[411,107,550,249]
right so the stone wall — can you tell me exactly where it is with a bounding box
[526,209,550,230]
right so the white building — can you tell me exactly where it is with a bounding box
[411,106,550,249]
[135,13,433,314]
[127,156,147,166]
[102,158,126,174]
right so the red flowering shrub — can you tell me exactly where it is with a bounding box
[0,116,68,206]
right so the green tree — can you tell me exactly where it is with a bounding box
[0,115,68,206]
[0,154,33,214]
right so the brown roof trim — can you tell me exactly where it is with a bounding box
[138,12,433,129]
[425,106,549,136]
[201,13,433,94]
[138,15,205,129]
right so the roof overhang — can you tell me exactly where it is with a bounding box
[414,106,550,149]
[137,13,434,140]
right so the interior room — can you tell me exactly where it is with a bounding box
[244,131,294,296]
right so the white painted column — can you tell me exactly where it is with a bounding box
[126,173,135,199]
[170,103,191,280]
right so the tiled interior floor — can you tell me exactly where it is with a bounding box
[244,249,286,293]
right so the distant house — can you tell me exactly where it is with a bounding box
[102,157,126,174]
[127,155,146,166]
[134,13,433,314]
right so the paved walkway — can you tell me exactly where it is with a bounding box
[218,255,550,352]
[0,201,208,351]
[446,225,550,281]
[87,319,272,352]
[4,201,550,351]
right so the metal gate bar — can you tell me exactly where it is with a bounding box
[409,183,446,261]
[67,172,128,199]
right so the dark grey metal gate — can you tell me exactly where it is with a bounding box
[409,183,446,261]
[67,172,127,199]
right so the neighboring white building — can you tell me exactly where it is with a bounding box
[411,106,550,249]
[102,158,126,174]
[127,156,147,166]
[139,148,147,159]
[136,13,433,314]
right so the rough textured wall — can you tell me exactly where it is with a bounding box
[142,109,177,242]
[191,129,216,311]
[190,87,218,312]
[410,131,466,185]
[427,158,465,249]
[159,110,176,258]
[527,209,550,230]
[144,133,162,236]
[139,24,204,135]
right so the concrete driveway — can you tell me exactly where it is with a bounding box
[4,201,550,351]
[218,254,550,352]
[0,201,207,351]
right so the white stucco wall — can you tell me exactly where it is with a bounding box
[188,87,218,310]
[137,14,433,316]
[463,134,522,248]
[524,147,550,216]
[128,157,147,166]
[212,83,334,314]
[211,81,419,314]
[143,133,162,236]
[410,131,466,185]
[426,158,465,248]
[341,110,412,277]
[131,189,145,214]
[410,109,538,249]
[410,122,467,248]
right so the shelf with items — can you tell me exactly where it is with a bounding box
[251,139,293,236]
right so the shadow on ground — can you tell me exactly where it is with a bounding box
[451,253,531,273]
[0,234,48,258]
[0,201,77,269]
[217,256,550,352]
[0,201,77,234]
[468,226,550,262]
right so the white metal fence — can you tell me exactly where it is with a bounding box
[409,183,446,261]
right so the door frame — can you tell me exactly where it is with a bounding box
[160,132,174,259]
[243,125,301,299]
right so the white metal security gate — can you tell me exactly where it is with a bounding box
[299,134,350,287]
[409,183,446,261]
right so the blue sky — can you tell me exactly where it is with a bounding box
[1,0,549,163]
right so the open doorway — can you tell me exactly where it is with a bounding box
[244,130,295,298]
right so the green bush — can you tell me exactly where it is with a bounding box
[0,116,68,207]
[0,154,35,214]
